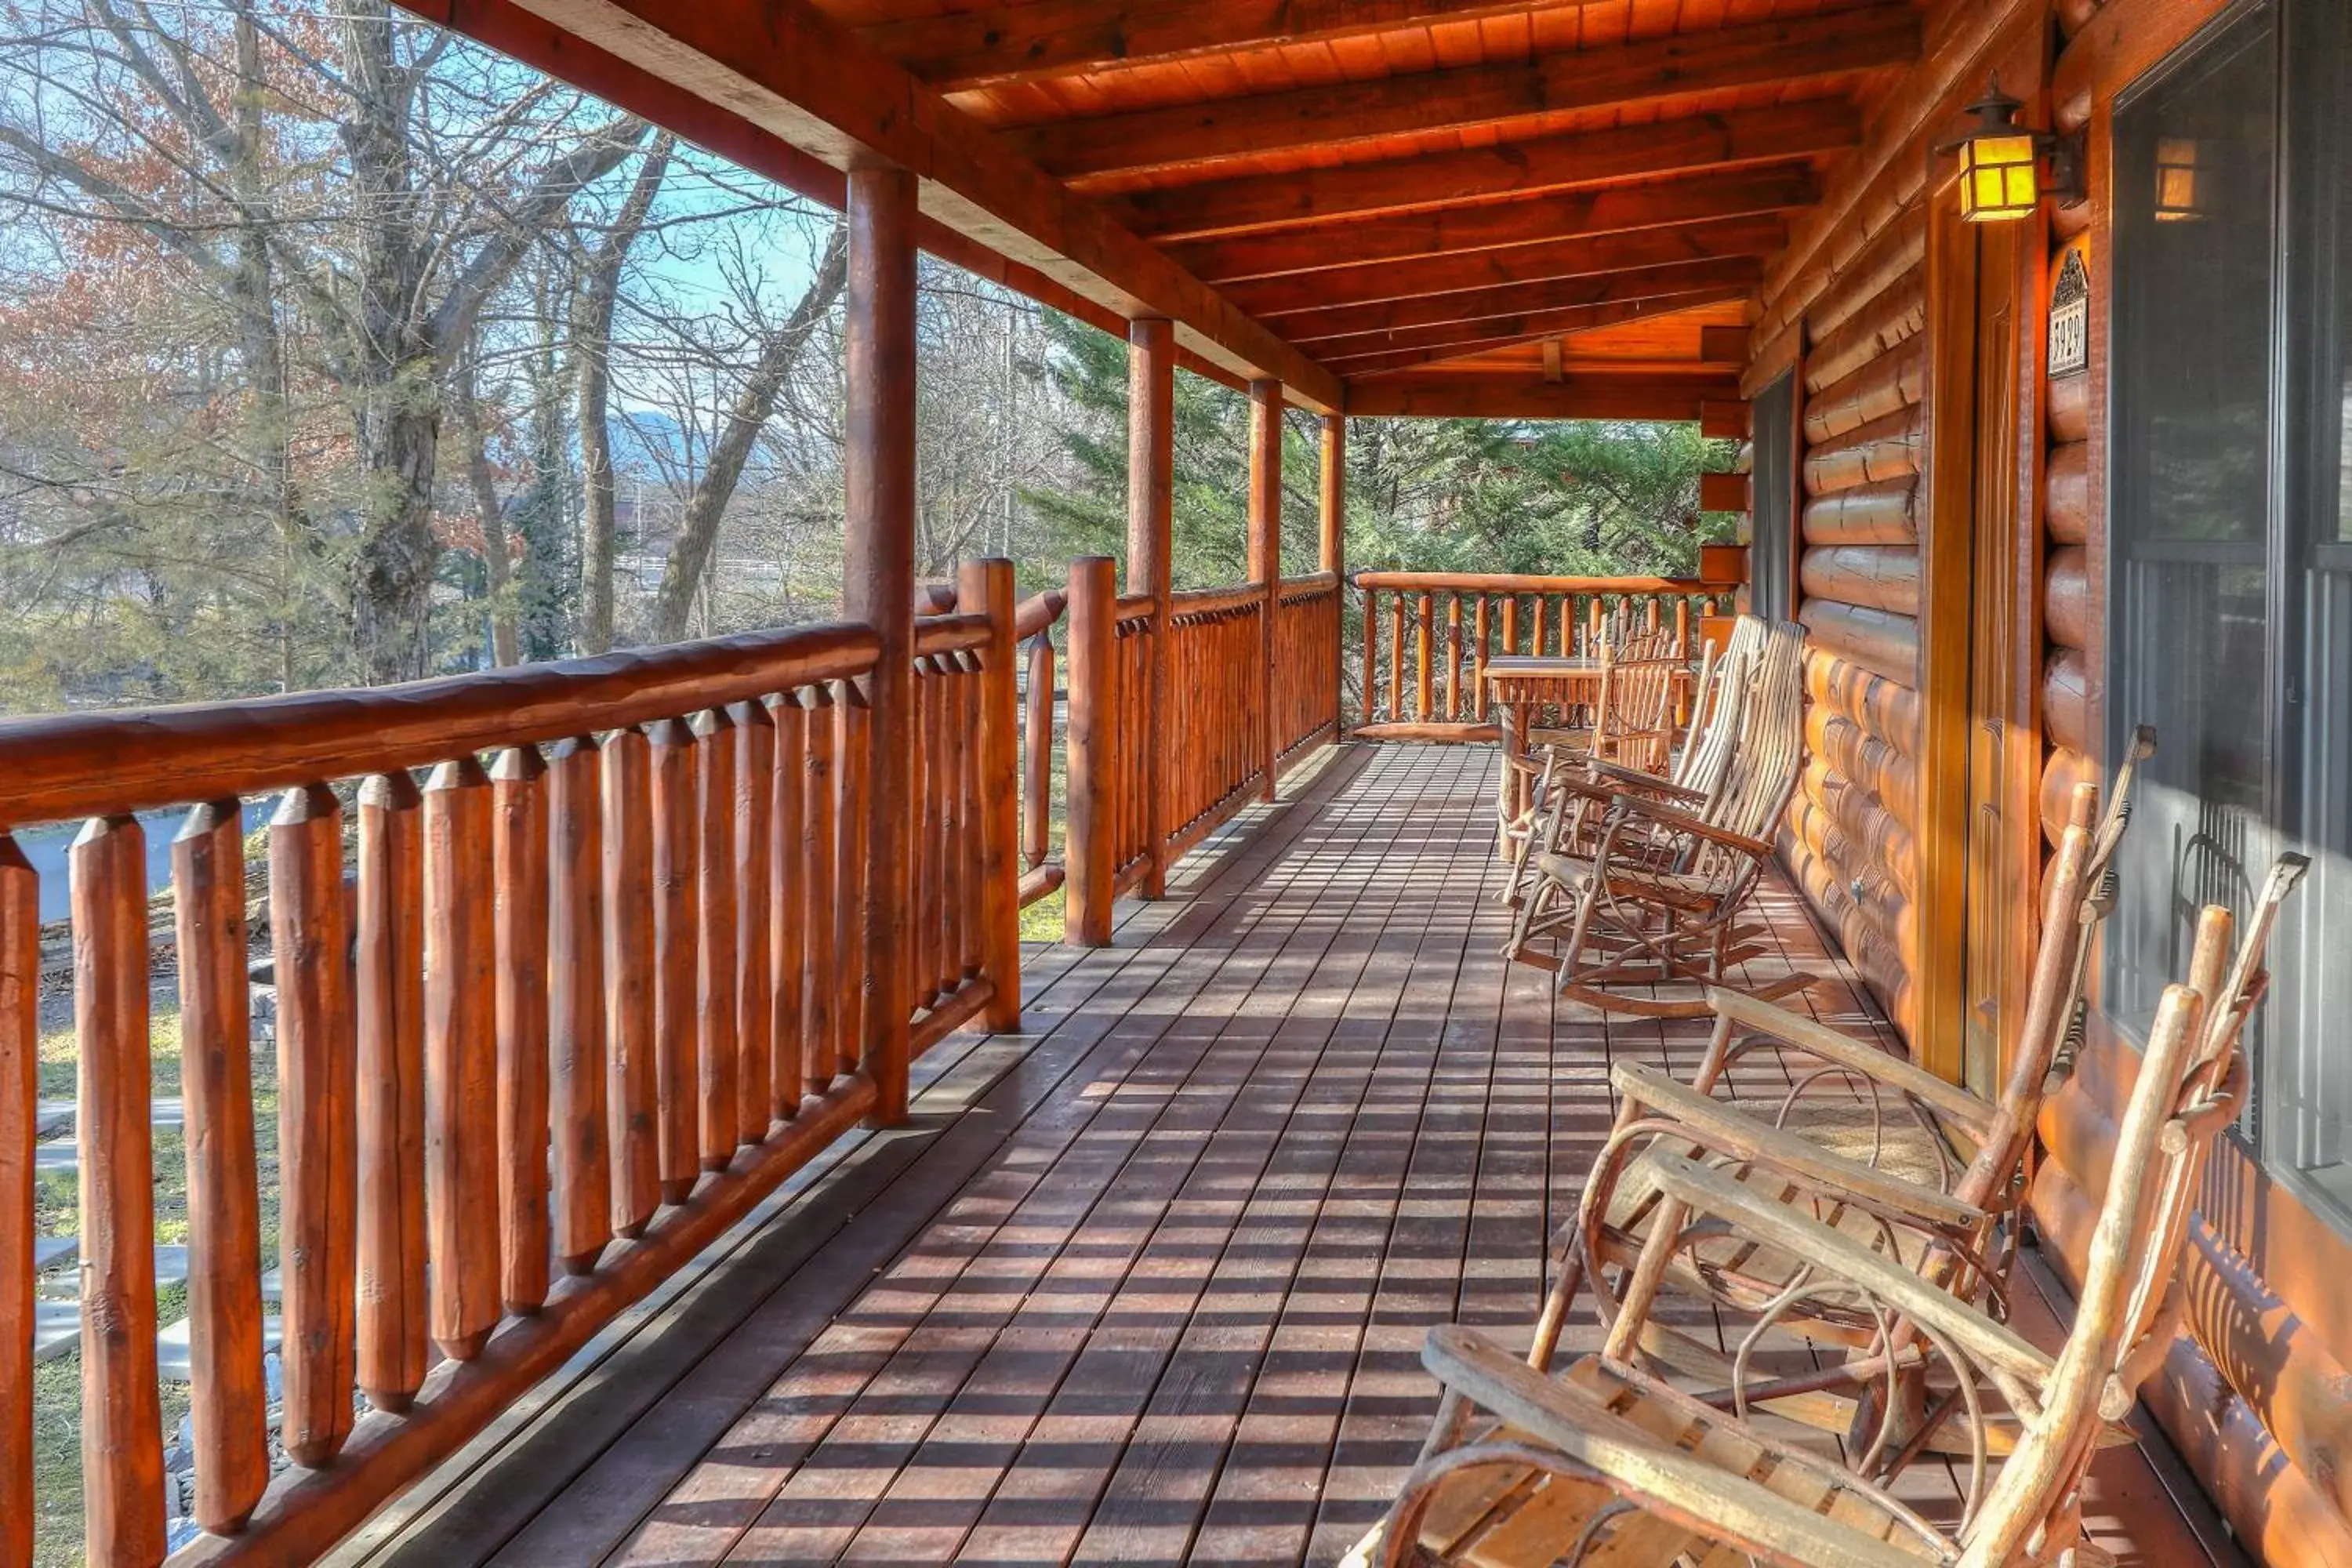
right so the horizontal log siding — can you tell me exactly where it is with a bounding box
[1784,234,1925,1037]
[2025,163,2352,1566]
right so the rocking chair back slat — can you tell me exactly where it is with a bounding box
[1669,616,1762,806]
[1687,619,1806,882]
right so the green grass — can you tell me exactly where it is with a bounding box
[31,990,283,1568]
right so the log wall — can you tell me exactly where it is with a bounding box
[1779,193,1926,1039]
[2024,7,2352,1556]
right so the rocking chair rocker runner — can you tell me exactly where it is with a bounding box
[1511,617,1808,1018]
[1348,858,2305,1568]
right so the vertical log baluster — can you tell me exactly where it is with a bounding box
[270,785,357,1464]
[1386,590,1404,724]
[645,717,699,1204]
[960,648,985,979]
[836,684,871,1076]
[549,735,610,1275]
[801,684,838,1091]
[770,695,807,1120]
[1501,593,1519,659]
[600,727,659,1238]
[492,746,550,1314]
[915,659,941,1002]
[1414,590,1435,721]
[1472,597,1491,728]
[1358,582,1375,727]
[693,708,738,1171]
[424,759,498,1360]
[735,698,775,1145]
[1444,593,1464,721]
[1023,635,1052,870]
[0,835,32,1564]
[74,816,166,1561]
[966,558,1021,1029]
[354,773,426,1410]
[1532,594,1548,659]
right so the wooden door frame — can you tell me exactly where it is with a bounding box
[1916,24,2050,1087]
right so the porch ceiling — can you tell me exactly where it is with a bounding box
[421,0,1933,416]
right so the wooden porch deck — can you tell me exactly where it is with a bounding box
[345,742,2237,1568]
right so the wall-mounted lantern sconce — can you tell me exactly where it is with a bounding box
[1944,80,2087,223]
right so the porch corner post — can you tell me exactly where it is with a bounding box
[844,163,916,1128]
[1319,412,1345,737]
[1249,377,1282,801]
[1128,318,1174,898]
[1064,555,1118,947]
[962,556,1022,1032]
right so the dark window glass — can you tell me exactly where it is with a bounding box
[1750,370,1795,622]
[2107,3,2279,1044]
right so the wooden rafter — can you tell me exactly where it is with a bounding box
[426,0,1342,408]
[858,0,1606,93]
[1171,165,1817,285]
[1009,7,1919,182]
[1285,255,1766,347]
[1319,288,1754,376]
[1114,101,1860,241]
[1347,374,1742,419]
[1229,213,1784,319]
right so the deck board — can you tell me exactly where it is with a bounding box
[350,742,2236,1568]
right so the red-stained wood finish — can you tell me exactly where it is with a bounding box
[1249,379,1283,802]
[172,800,270,1533]
[846,163,918,1125]
[355,771,429,1410]
[0,834,31,1566]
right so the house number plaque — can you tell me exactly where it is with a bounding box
[2048,249,2089,378]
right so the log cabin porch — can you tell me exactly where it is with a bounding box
[325,743,2233,1568]
[9,0,2352,1562]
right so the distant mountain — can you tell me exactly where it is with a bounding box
[608,408,698,483]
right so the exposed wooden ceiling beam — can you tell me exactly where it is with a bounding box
[1009,7,1919,182]
[422,0,1343,409]
[1234,214,1784,320]
[1171,165,1817,285]
[1321,288,1753,376]
[860,0,1602,93]
[1284,254,1766,345]
[1348,373,1741,419]
[1115,100,1860,241]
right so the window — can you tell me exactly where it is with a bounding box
[1749,369,1796,622]
[2107,0,2352,1225]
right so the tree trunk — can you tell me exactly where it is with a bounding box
[456,354,519,666]
[574,134,673,654]
[647,220,848,644]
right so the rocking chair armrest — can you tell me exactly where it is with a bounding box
[1605,794,1773,858]
[1642,1153,2053,1387]
[1586,758,1706,800]
[1610,1062,1987,1229]
[1706,989,1999,1139]
[1417,1327,1938,1568]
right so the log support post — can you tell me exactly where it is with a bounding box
[845,164,916,1127]
[1249,378,1282,800]
[1319,412,1345,736]
[963,556,1022,1029]
[1064,556,1118,947]
[1128,318,1174,898]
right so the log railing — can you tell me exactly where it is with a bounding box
[1061,561,1344,945]
[1350,570,1737,742]
[0,575,1027,1567]
[1274,572,1343,762]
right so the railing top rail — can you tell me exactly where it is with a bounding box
[0,619,880,829]
[1167,582,1265,620]
[1014,588,1069,641]
[1113,592,1159,625]
[913,612,993,657]
[1277,572,1342,601]
[1351,570,1727,593]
